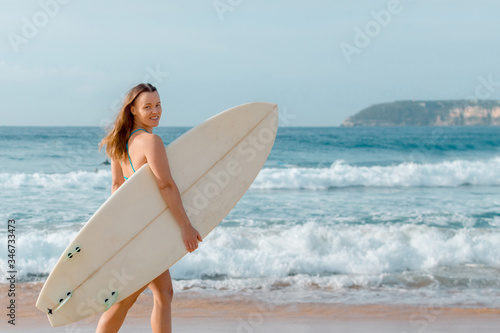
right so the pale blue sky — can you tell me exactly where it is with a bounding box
[1,0,499,126]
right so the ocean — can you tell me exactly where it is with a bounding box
[1,126,499,309]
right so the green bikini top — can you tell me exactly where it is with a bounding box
[123,128,149,180]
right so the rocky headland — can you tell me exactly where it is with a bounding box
[342,100,500,127]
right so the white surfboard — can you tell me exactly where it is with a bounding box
[36,102,278,327]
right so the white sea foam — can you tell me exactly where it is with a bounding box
[0,229,78,282]
[2,220,499,308]
[171,222,500,280]
[252,157,500,189]
[171,223,500,307]
[0,169,111,190]
[2,157,500,190]
[2,222,498,283]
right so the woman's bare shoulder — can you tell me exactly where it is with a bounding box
[137,133,166,158]
[138,132,164,146]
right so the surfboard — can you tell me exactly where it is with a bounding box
[35,102,278,327]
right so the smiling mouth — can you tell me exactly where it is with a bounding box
[150,117,159,120]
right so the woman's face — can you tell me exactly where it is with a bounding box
[131,91,162,128]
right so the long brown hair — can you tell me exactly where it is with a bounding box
[99,83,157,161]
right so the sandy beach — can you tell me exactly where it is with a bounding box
[1,282,499,332]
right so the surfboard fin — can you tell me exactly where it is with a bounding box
[52,291,72,313]
[104,291,118,311]
[64,246,82,261]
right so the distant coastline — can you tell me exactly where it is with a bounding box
[342,100,500,127]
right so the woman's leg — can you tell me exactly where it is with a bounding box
[95,284,148,333]
[148,269,174,333]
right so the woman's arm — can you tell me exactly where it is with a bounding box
[142,134,202,253]
[110,158,125,194]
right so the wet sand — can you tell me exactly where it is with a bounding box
[1,282,499,332]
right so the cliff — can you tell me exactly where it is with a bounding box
[341,100,500,127]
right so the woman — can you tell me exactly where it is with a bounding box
[97,83,202,333]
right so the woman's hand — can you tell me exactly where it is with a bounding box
[181,224,202,253]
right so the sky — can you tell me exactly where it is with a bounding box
[1,0,499,127]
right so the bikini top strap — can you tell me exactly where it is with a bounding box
[126,128,149,173]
